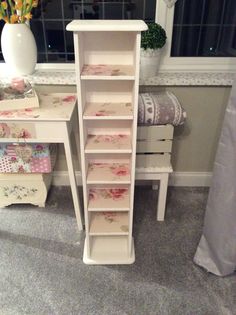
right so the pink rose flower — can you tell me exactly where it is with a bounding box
[109,188,127,200]
[0,123,10,137]
[62,95,76,103]
[112,165,129,177]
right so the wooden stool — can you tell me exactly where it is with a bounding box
[136,125,174,221]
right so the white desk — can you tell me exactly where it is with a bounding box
[0,93,83,231]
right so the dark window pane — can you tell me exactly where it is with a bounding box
[224,0,236,25]
[42,0,62,19]
[45,21,65,53]
[174,0,204,25]
[145,0,156,23]
[0,0,156,64]
[0,20,4,61]
[219,27,236,57]
[172,0,236,57]
[104,3,123,19]
[171,26,200,57]
[198,26,220,56]
[65,30,74,53]
[31,21,46,53]
[37,53,47,63]
[48,53,66,62]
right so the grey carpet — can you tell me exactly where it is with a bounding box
[0,186,235,315]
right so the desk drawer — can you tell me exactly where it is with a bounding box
[0,122,36,139]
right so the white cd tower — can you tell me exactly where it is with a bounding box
[67,20,147,264]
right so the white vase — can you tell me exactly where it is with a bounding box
[1,23,37,76]
[140,48,161,80]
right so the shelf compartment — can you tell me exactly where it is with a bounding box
[81,64,135,80]
[85,134,132,153]
[82,81,134,106]
[87,161,131,184]
[89,212,129,236]
[83,102,133,120]
[83,236,135,265]
[88,187,130,211]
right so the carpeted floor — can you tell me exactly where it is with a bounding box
[0,186,235,315]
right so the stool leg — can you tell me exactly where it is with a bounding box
[157,173,169,221]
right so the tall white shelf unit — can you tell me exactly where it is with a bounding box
[67,20,147,264]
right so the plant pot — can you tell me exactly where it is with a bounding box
[140,48,161,80]
[1,23,37,76]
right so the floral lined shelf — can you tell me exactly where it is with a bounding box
[67,19,147,264]
[81,64,135,80]
[83,102,133,120]
[85,134,132,153]
[89,212,129,235]
[88,188,130,211]
[87,162,130,184]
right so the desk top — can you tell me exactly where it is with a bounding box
[0,93,77,122]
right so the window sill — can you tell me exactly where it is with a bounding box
[0,68,234,86]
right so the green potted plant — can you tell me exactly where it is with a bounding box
[140,23,167,79]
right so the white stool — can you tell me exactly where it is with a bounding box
[136,125,174,221]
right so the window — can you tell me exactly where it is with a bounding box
[171,0,236,57]
[157,0,236,71]
[1,0,235,72]
[0,0,156,63]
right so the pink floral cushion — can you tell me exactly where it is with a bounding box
[138,92,186,126]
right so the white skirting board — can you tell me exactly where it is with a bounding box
[52,171,212,187]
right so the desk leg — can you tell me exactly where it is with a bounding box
[64,124,83,231]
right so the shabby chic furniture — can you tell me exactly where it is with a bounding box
[0,93,83,231]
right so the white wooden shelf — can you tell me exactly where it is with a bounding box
[89,212,129,235]
[67,19,147,264]
[87,162,131,184]
[83,236,135,265]
[81,65,135,80]
[83,102,133,120]
[88,187,130,211]
[85,134,132,153]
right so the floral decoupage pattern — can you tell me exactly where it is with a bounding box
[86,134,131,151]
[84,102,133,118]
[0,122,35,139]
[1,185,38,200]
[90,212,129,234]
[81,64,133,76]
[0,93,77,121]
[88,188,129,210]
[0,143,56,173]
[87,162,130,183]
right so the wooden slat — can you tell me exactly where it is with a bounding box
[137,125,174,141]
[136,153,171,168]
[137,140,172,153]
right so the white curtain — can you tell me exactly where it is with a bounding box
[194,76,236,276]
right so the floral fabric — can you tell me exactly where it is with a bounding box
[0,143,57,173]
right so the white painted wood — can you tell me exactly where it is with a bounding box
[89,212,129,236]
[83,102,133,120]
[67,20,147,264]
[83,236,135,265]
[157,173,169,221]
[0,173,51,208]
[63,124,83,231]
[0,93,83,231]
[137,125,174,140]
[66,20,147,32]
[137,140,172,153]
[52,170,213,187]
[136,153,171,168]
